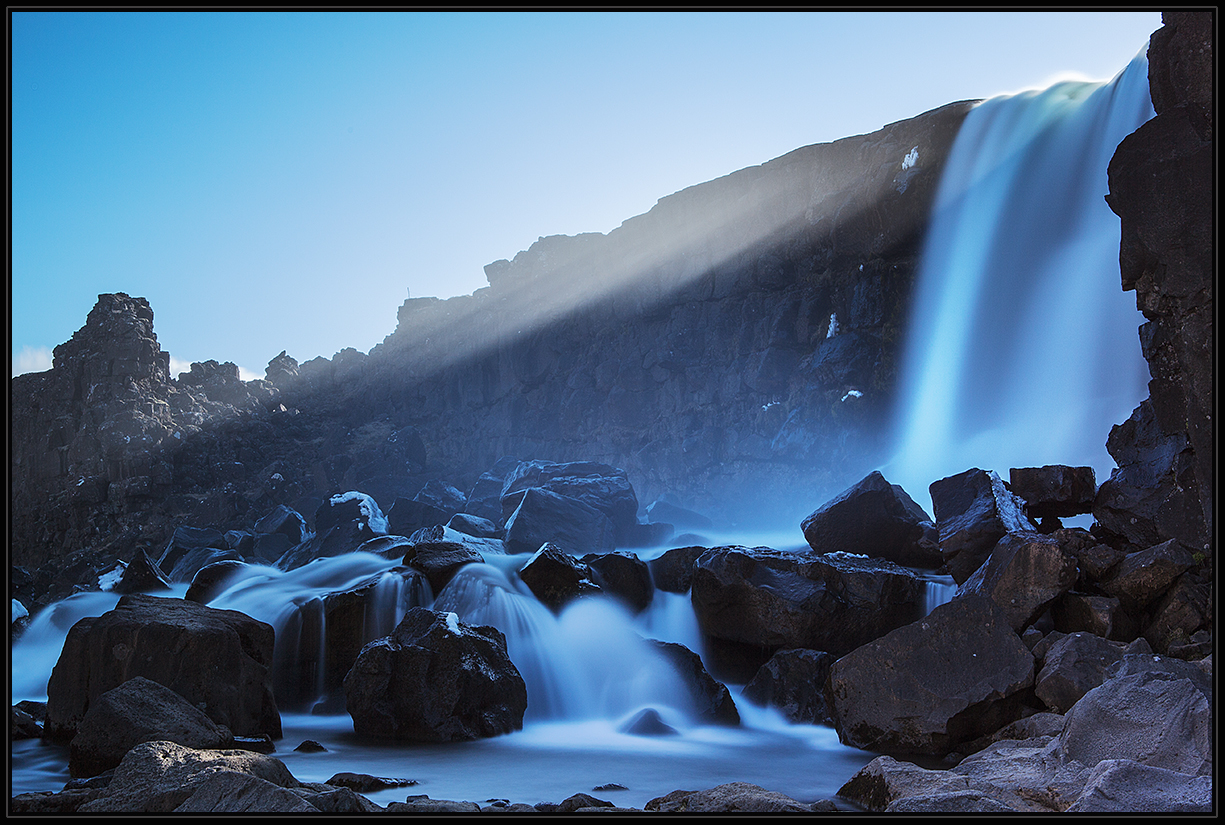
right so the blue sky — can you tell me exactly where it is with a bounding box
[11,10,1164,380]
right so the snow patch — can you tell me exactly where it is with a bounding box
[12,599,28,625]
[98,563,127,592]
[841,389,863,402]
[330,491,389,535]
[902,146,919,169]
[826,313,838,338]
[445,612,461,634]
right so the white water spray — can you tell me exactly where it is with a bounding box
[885,48,1155,509]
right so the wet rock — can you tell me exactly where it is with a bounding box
[619,707,679,736]
[647,545,707,593]
[801,470,942,568]
[650,640,739,725]
[517,543,601,612]
[401,540,484,594]
[68,676,236,778]
[930,469,1034,583]
[500,460,639,537]
[112,547,173,594]
[583,551,653,613]
[502,487,617,557]
[343,607,527,742]
[691,545,923,667]
[742,648,836,725]
[1008,465,1097,519]
[826,595,1035,756]
[253,505,309,546]
[325,772,418,792]
[44,594,281,741]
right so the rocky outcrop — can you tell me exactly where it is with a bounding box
[44,594,281,741]
[1096,10,1213,559]
[342,607,527,742]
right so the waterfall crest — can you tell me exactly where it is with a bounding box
[885,47,1155,509]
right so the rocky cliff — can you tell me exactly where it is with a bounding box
[10,99,973,569]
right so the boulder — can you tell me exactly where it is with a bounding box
[401,541,483,594]
[156,527,228,579]
[1033,632,1130,713]
[445,513,500,538]
[691,546,923,663]
[1065,759,1213,813]
[68,676,235,778]
[343,607,527,742]
[517,543,601,612]
[1142,572,1212,654]
[800,470,942,568]
[165,545,244,585]
[929,469,1033,583]
[252,505,308,546]
[583,551,653,613]
[502,487,617,556]
[184,560,254,604]
[645,782,812,813]
[954,532,1077,632]
[74,740,314,813]
[1099,538,1196,609]
[741,648,836,725]
[649,640,739,725]
[644,499,714,531]
[825,595,1035,756]
[388,482,466,536]
[499,460,639,537]
[112,548,173,594]
[648,545,707,593]
[1049,591,1137,641]
[1059,669,1212,777]
[462,456,521,526]
[1008,465,1096,519]
[44,594,281,741]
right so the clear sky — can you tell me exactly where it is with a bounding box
[11,10,1164,380]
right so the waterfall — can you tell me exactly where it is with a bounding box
[885,47,1155,510]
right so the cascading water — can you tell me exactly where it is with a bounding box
[884,47,1155,510]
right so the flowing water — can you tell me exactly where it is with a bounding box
[11,44,1156,809]
[884,47,1155,513]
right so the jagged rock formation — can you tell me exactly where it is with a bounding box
[1094,10,1213,559]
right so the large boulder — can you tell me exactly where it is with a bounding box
[343,607,527,742]
[930,469,1033,583]
[691,546,923,671]
[499,460,639,537]
[825,594,1035,756]
[401,541,484,595]
[517,543,601,612]
[583,551,654,613]
[648,545,707,593]
[502,487,617,556]
[955,532,1078,632]
[800,470,942,568]
[44,594,281,741]
[68,676,236,778]
[741,648,836,725]
[1033,632,1132,713]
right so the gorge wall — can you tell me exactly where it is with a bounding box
[10,13,1212,578]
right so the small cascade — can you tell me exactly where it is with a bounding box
[886,47,1156,506]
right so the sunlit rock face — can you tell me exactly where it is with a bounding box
[296,100,976,529]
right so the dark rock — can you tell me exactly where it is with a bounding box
[502,487,617,556]
[401,540,483,594]
[445,512,499,538]
[68,676,235,778]
[644,499,713,531]
[44,594,281,741]
[517,543,601,612]
[294,739,327,752]
[325,772,418,792]
[825,595,1035,756]
[583,551,653,613]
[619,707,679,736]
[691,546,923,668]
[264,350,299,386]
[1141,571,1212,654]
[343,607,527,742]
[650,640,739,725]
[954,532,1077,632]
[1008,465,1096,519]
[645,782,812,812]
[253,505,309,545]
[1050,591,1137,641]
[500,460,639,536]
[1033,632,1130,713]
[165,545,243,585]
[11,705,42,739]
[930,469,1034,583]
[354,533,415,559]
[648,545,707,593]
[156,526,228,579]
[184,559,252,604]
[1099,538,1196,609]
[801,470,942,568]
[112,548,173,594]
[742,648,836,725]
